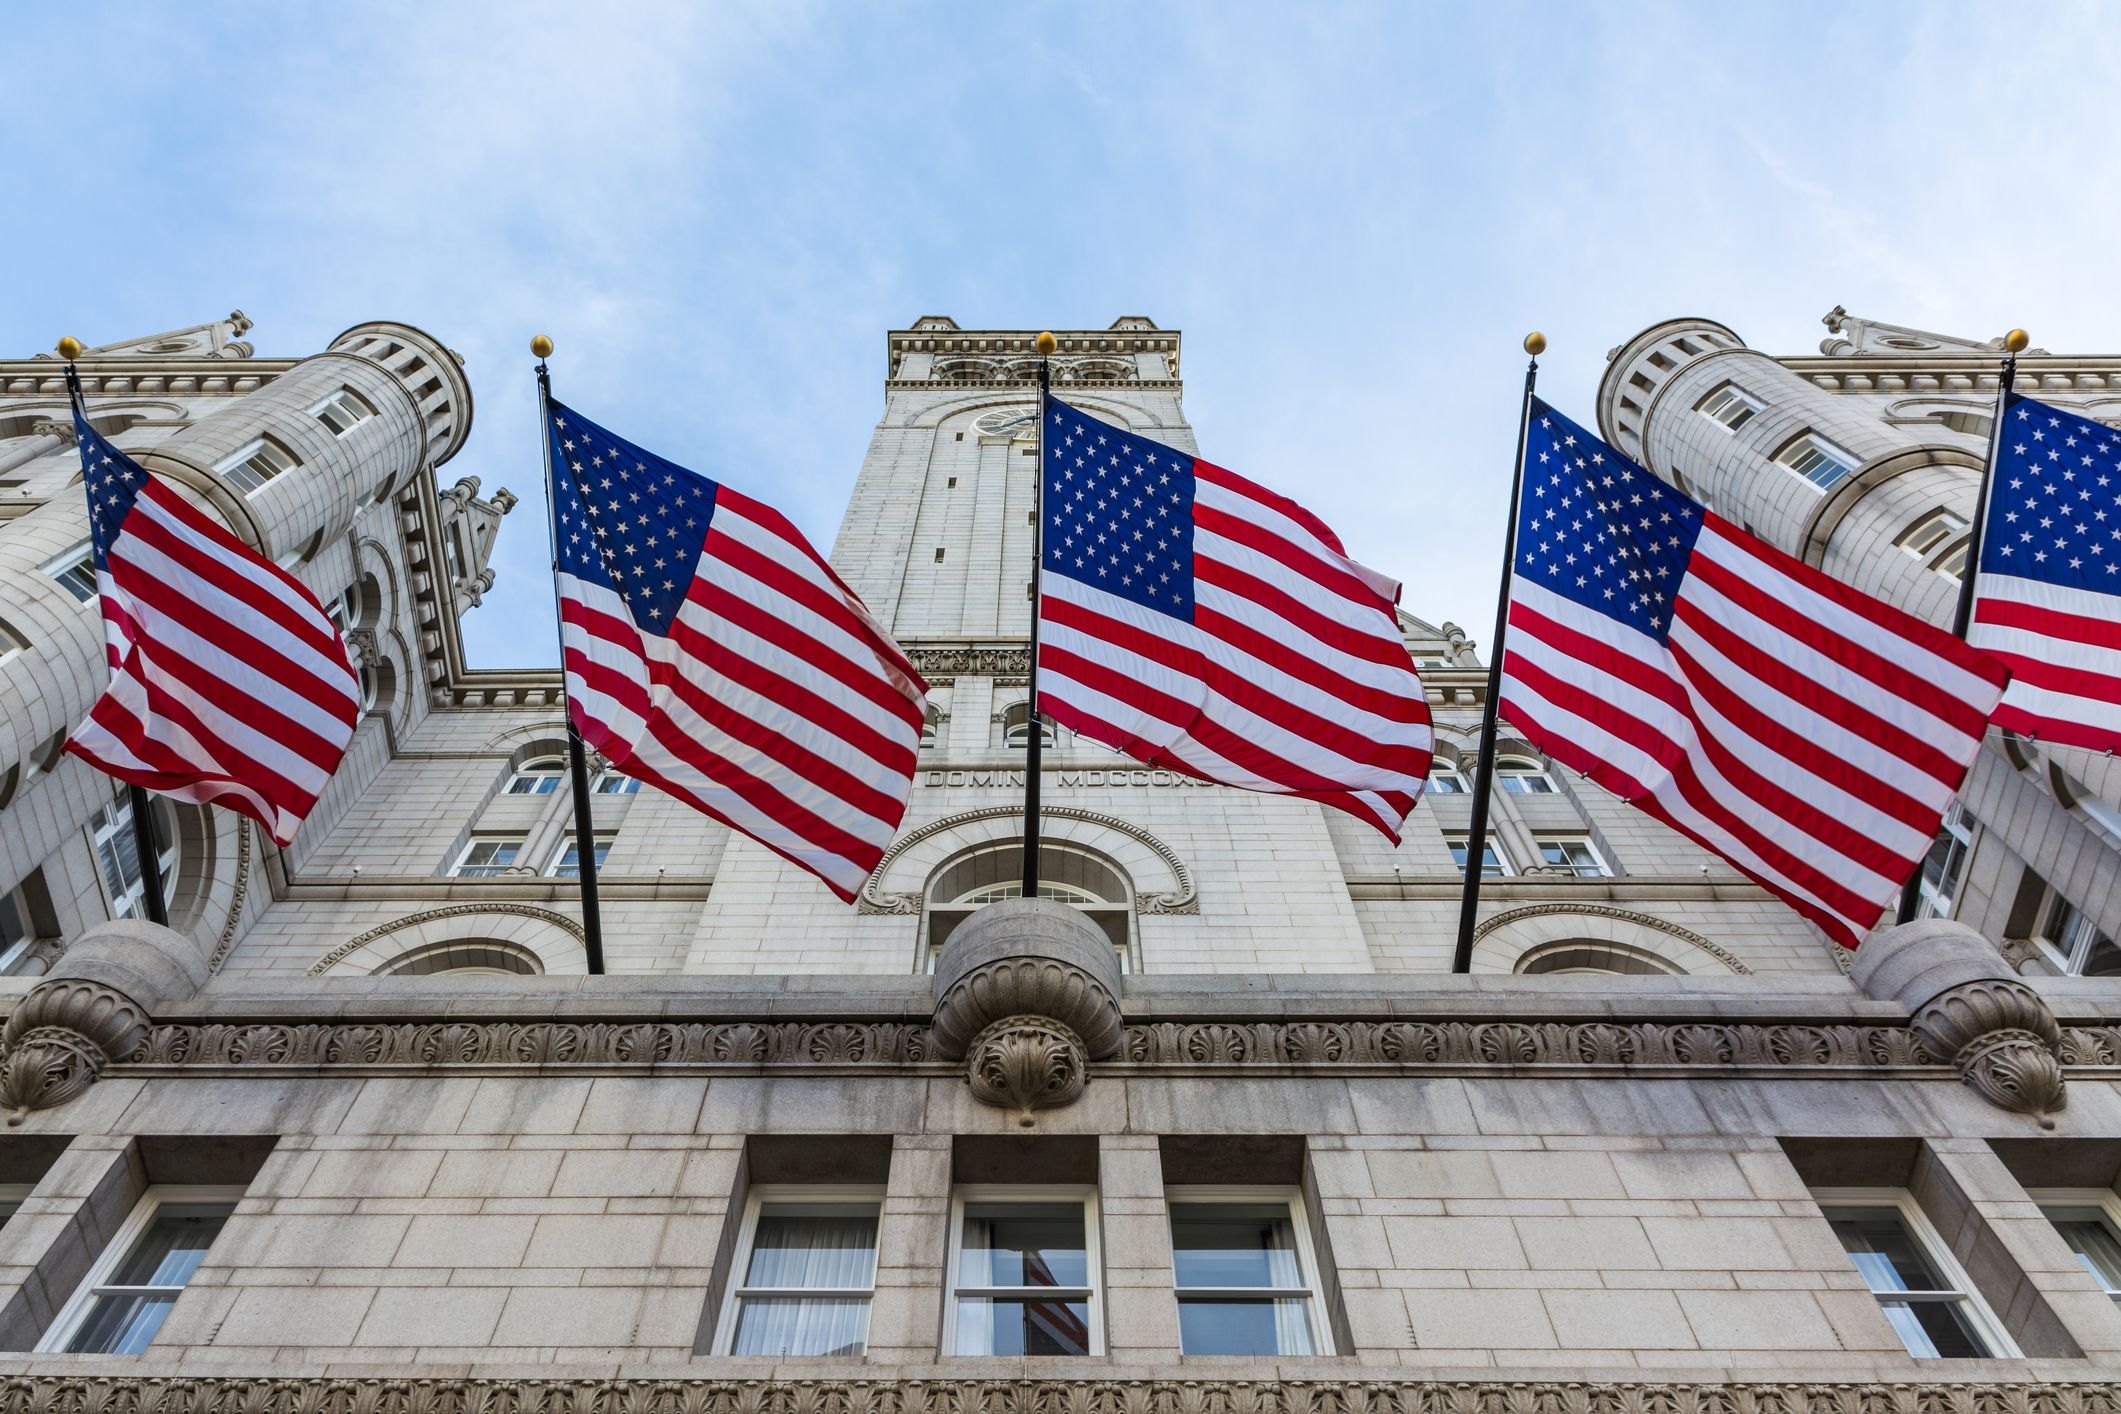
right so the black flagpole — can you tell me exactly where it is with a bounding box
[1451,333,1544,973]
[1022,333,1056,896]
[532,336,607,974]
[61,340,172,928]
[1893,327,2029,926]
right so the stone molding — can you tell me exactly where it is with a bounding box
[206,819,252,975]
[1470,904,1755,976]
[0,978,153,1121]
[965,1013,1089,1123]
[859,807,1197,916]
[906,646,1030,677]
[0,1375,2106,1414]
[308,905,587,975]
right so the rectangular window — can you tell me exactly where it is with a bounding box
[1535,835,1611,877]
[0,617,25,661]
[88,795,175,921]
[1446,834,1510,877]
[40,1187,241,1354]
[1696,383,1763,432]
[1931,538,1970,582]
[1427,766,1468,794]
[714,1190,882,1357]
[215,438,299,496]
[546,834,614,878]
[1776,432,1860,492]
[43,546,98,603]
[945,1189,1101,1356]
[2029,1192,2121,1304]
[450,837,522,878]
[1898,509,1969,559]
[1168,1190,1329,1356]
[312,387,377,436]
[2037,892,2121,976]
[934,547,946,563]
[1916,802,1975,920]
[1818,1192,2011,1358]
[592,771,641,795]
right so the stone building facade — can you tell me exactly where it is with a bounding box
[0,312,2113,1406]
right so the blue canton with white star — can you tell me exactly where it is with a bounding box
[1981,394,2121,592]
[73,411,151,570]
[1042,398,1196,619]
[1517,398,1704,642]
[547,398,718,634]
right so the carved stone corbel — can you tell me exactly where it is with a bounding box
[930,898,1122,1125]
[0,978,151,1122]
[1853,918,2066,1126]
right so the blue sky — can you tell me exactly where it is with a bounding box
[6,3,2116,667]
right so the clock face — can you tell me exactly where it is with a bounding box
[973,406,1039,441]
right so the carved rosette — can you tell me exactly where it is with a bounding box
[0,978,153,1122]
[1909,977,2066,1128]
[966,1014,1088,1126]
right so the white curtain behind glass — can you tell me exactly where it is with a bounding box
[731,1208,876,1358]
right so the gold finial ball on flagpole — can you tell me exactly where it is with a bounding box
[2004,328,2030,354]
[56,336,83,361]
[1523,332,1547,357]
[530,335,554,359]
[1035,331,1057,356]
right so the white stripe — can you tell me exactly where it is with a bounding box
[1990,678,2121,737]
[710,505,922,693]
[1194,475,1401,604]
[67,716,295,843]
[130,652,332,796]
[1193,524,1396,639]
[1194,577,1427,701]
[673,578,915,747]
[136,491,351,672]
[1975,569,2121,628]
[1972,617,2121,681]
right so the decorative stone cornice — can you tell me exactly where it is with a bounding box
[0,1374,2105,1414]
[906,645,1030,677]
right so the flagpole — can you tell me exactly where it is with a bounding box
[531,335,607,975]
[1022,331,1057,896]
[59,337,174,929]
[1451,332,1544,973]
[1893,325,2029,925]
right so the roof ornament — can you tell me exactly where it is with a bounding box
[1820,306,2047,358]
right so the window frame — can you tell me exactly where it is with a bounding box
[1916,802,1974,920]
[504,756,567,795]
[88,794,176,922]
[709,1183,886,1358]
[37,1184,245,1354]
[1775,431,1861,493]
[1445,833,1512,878]
[43,544,98,603]
[1165,1184,1333,1357]
[450,836,524,878]
[1427,764,1469,794]
[2027,1187,2121,1302]
[2033,889,2118,976]
[941,1184,1104,1358]
[310,387,377,437]
[1813,1186,2017,1359]
[1496,757,1558,794]
[1695,383,1763,433]
[1532,834,1611,878]
[591,769,642,795]
[545,833,615,878]
[213,437,299,497]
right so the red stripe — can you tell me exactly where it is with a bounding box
[1194,501,1386,619]
[563,597,908,828]
[137,484,346,661]
[1043,593,1205,682]
[1705,512,2008,691]
[1981,644,2121,710]
[1976,593,2121,656]
[1505,599,1693,720]
[1502,639,1884,931]
[713,488,925,688]
[122,633,347,781]
[566,645,896,874]
[1687,548,1995,743]
[694,544,926,730]
[1989,702,2118,754]
[1195,554,1408,671]
[1191,600,1431,725]
[104,664,318,814]
[1195,459,1349,557]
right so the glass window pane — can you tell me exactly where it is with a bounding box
[1878,1298,1988,1359]
[730,1296,869,1357]
[1177,1297,1315,1356]
[64,1292,176,1355]
[108,1205,231,1287]
[2046,1210,2121,1292]
[1170,1203,1303,1289]
[953,1296,1091,1355]
[744,1207,878,1289]
[958,1202,1087,1288]
[1830,1210,1951,1292]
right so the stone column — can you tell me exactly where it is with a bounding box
[1098,1133,1182,1362]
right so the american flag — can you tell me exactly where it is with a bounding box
[62,410,361,846]
[1034,397,1432,838]
[1969,393,2121,752]
[1498,400,2008,948]
[546,398,927,900]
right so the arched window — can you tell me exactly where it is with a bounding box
[376,939,545,977]
[87,793,177,922]
[1497,756,1557,795]
[1000,700,1056,749]
[505,755,567,795]
[924,841,1131,972]
[1514,940,1678,976]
